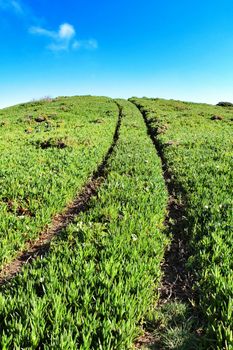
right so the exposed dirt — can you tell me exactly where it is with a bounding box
[39,138,67,149]
[89,119,104,124]
[135,332,158,349]
[35,115,47,122]
[2,198,35,217]
[0,104,123,285]
[158,198,194,303]
[211,115,223,121]
[25,128,33,134]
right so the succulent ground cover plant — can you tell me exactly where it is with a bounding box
[0,96,232,349]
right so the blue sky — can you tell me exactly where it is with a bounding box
[1,0,233,108]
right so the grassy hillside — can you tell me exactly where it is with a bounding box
[0,99,169,349]
[0,96,232,349]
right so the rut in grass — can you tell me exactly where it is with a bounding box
[130,100,194,302]
[130,100,203,349]
[0,103,123,286]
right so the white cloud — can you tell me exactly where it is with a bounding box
[0,1,98,54]
[11,0,23,13]
[58,23,75,40]
[30,23,98,52]
[0,0,23,14]
[30,23,75,41]
[73,39,98,50]
[29,23,75,51]
[29,26,57,39]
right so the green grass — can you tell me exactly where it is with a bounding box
[141,301,202,350]
[130,97,233,349]
[0,96,118,268]
[0,99,168,349]
[0,95,232,349]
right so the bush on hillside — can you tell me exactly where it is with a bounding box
[216,101,233,107]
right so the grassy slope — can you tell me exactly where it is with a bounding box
[0,99,168,349]
[130,97,233,349]
[1,95,232,348]
[0,96,118,268]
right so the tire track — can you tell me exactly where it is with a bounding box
[0,103,123,285]
[130,100,202,349]
[130,100,194,302]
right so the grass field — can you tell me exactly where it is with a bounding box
[0,96,232,349]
